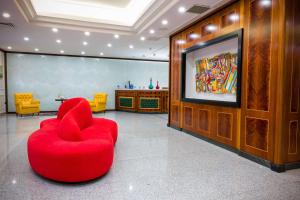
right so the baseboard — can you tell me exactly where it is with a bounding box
[169,125,300,172]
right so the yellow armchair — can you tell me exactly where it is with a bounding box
[14,93,40,116]
[89,93,108,112]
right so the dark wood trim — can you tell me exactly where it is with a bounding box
[5,51,169,63]
[170,0,239,38]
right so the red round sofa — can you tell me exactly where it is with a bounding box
[27,98,118,182]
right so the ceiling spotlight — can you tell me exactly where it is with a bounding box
[52,28,58,33]
[7,46,12,50]
[83,41,88,46]
[189,33,200,39]
[140,36,146,41]
[229,14,239,22]
[2,12,10,18]
[176,40,186,45]
[56,39,61,44]
[84,31,90,36]
[114,34,119,39]
[60,50,64,53]
[129,45,134,49]
[34,48,39,52]
[24,37,29,41]
[107,43,112,47]
[260,0,271,7]
[206,25,217,31]
[81,51,85,55]
[100,52,104,56]
[178,6,186,13]
[149,29,155,34]
[162,20,168,25]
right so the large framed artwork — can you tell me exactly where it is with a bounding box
[181,29,243,107]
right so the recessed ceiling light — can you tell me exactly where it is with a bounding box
[176,40,186,45]
[84,31,90,36]
[83,41,88,46]
[189,33,200,39]
[162,20,168,25]
[129,45,134,49]
[178,6,186,13]
[206,25,217,31]
[140,36,146,41]
[34,48,39,52]
[149,29,155,34]
[114,34,119,39]
[52,28,58,33]
[56,39,61,44]
[260,0,271,7]
[107,43,112,47]
[60,50,64,53]
[229,14,239,21]
[81,51,85,55]
[7,46,12,50]
[2,12,10,18]
[100,52,104,56]
[24,37,29,41]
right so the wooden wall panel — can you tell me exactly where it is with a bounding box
[246,0,271,111]
[282,0,300,163]
[217,113,233,140]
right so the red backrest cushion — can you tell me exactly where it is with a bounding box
[57,98,93,141]
[57,98,83,120]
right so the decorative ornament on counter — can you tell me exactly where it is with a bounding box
[148,78,154,89]
[156,81,160,89]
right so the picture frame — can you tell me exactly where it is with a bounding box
[181,29,243,107]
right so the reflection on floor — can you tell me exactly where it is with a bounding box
[0,112,300,200]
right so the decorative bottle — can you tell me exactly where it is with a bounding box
[148,78,154,89]
[156,81,160,89]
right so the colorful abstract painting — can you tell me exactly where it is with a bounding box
[195,52,237,95]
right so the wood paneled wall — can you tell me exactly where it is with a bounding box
[169,0,300,167]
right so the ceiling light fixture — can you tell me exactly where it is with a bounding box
[189,33,200,39]
[114,34,119,39]
[81,51,85,55]
[83,41,88,46]
[149,29,155,34]
[206,25,217,31]
[229,14,239,22]
[60,50,64,53]
[52,28,58,33]
[162,20,168,25]
[7,46,12,50]
[176,40,186,45]
[107,43,112,47]
[56,39,61,44]
[2,12,10,18]
[24,37,29,41]
[140,36,146,41]
[178,6,186,13]
[129,45,134,49]
[260,0,271,7]
[84,31,90,36]
[34,48,39,52]
[100,52,104,56]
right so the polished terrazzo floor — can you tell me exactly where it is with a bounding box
[0,112,300,200]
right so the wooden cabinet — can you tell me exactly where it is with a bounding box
[115,90,168,113]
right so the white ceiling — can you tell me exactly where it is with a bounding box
[0,0,231,60]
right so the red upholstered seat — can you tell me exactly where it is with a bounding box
[28,98,118,182]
